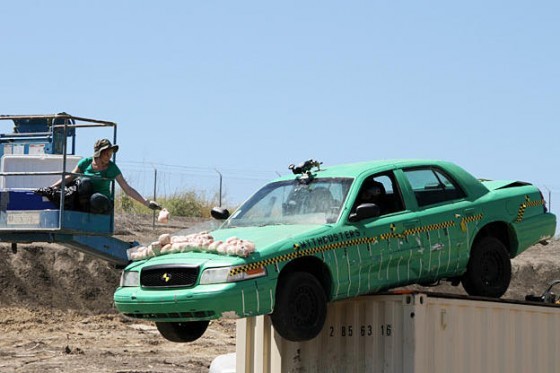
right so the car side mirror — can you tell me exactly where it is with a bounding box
[211,207,230,220]
[348,203,381,222]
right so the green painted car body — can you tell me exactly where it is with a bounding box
[114,159,556,340]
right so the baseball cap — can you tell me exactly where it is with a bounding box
[93,139,119,157]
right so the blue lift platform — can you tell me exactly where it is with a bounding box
[0,114,134,267]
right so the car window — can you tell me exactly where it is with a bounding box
[403,167,466,207]
[226,178,353,227]
[353,172,404,215]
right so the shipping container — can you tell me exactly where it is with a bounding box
[234,292,560,373]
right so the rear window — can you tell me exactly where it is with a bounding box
[404,167,465,207]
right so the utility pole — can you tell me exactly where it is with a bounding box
[215,169,223,207]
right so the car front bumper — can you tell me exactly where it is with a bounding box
[114,280,276,322]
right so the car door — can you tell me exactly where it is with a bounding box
[343,172,424,296]
[401,166,474,283]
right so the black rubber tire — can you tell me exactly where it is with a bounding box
[271,271,327,342]
[461,236,512,298]
[155,320,209,343]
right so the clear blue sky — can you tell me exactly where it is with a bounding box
[1,1,559,210]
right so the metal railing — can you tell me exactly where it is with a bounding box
[0,114,119,232]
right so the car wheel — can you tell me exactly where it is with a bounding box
[155,320,209,343]
[461,236,512,298]
[271,271,327,342]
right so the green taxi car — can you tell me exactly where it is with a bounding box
[114,159,556,342]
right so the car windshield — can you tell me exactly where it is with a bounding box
[224,177,353,227]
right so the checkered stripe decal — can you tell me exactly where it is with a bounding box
[379,224,404,240]
[515,196,545,223]
[402,220,456,236]
[229,214,484,276]
[228,237,378,276]
[461,213,484,224]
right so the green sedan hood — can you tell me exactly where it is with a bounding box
[210,224,332,250]
[128,224,332,269]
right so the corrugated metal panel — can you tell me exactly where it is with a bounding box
[420,297,560,373]
[236,293,560,373]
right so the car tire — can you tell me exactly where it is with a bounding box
[155,320,209,343]
[271,271,327,342]
[461,236,512,298]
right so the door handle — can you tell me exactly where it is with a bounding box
[463,208,475,217]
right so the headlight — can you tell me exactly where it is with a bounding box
[200,267,230,284]
[200,266,267,285]
[120,271,140,287]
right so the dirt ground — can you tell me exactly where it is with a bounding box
[0,213,558,372]
[0,215,234,373]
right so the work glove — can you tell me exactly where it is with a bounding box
[148,200,162,211]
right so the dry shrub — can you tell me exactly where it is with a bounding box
[115,189,223,218]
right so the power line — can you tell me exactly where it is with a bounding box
[118,160,280,177]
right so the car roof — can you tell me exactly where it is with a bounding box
[277,159,459,180]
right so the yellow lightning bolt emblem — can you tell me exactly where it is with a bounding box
[162,273,171,283]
